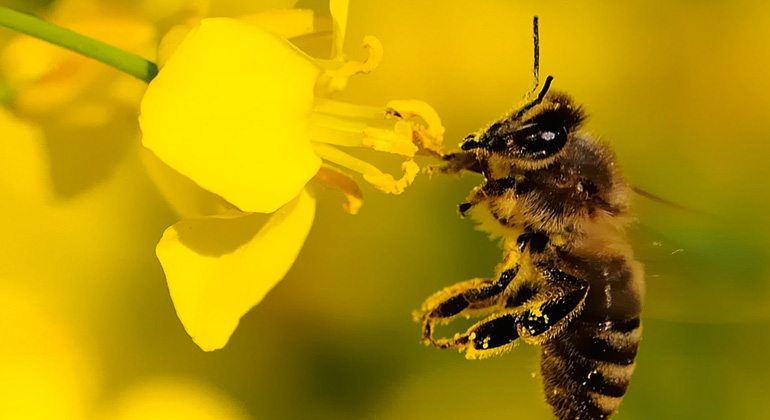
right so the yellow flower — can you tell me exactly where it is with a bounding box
[100,377,252,420]
[139,4,444,351]
[0,0,307,198]
[0,288,251,420]
[0,0,157,197]
[142,18,321,213]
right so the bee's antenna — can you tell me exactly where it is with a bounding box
[515,16,553,119]
[527,16,541,98]
[515,75,553,119]
[536,75,553,102]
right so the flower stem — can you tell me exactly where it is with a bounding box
[0,6,158,83]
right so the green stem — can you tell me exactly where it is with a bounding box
[0,6,158,83]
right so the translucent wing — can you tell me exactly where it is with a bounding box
[630,193,770,324]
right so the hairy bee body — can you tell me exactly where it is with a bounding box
[415,86,643,420]
[539,251,642,419]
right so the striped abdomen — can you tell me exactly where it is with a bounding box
[540,254,643,419]
[541,317,641,419]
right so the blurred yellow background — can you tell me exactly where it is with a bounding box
[1,0,769,419]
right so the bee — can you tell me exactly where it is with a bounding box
[414,17,643,420]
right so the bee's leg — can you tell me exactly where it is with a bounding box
[415,266,520,346]
[458,186,485,216]
[495,233,551,308]
[461,173,532,217]
[429,311,523,356]
[458,176,519,216]
[517,269,590,345]
[417,232,544,345]
[514,231,550,253]
[436,271,589,357]
[482,176,518,196]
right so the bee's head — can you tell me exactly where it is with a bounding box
[461,77,585,168]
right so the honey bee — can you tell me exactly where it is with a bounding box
[414,17,643,420]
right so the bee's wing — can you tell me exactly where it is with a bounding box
[629,220,770,324]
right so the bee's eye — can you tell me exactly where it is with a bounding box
[509,117,568,159]
[512,125,567,158]
[465,109,572,156]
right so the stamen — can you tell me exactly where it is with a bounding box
[311,141,381,176]
[314,97,384,119]
[363,160,420,194]
[311,106,420,154]
[386,99,445,156]
[320,35,383,77]
[309,123,364,147]
[313,164,363,214]
[363,121,418,157]
[311,142,420,195]
[310,112,369,134]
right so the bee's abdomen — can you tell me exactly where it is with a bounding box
[540,317,641,420]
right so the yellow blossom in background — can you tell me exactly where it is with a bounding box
[0,0,155,197]
[0,288,97,420]
[99,378,251,420]
[0,0,288,197]
[0,288,252,420]
[139,3,444,351]
[0,0,154,119]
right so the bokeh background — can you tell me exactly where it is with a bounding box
[1,0,769,419]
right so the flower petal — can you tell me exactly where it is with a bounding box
[141,148,232,220]
[207,0,299,17]
[156,24,194,69]
[157,189,316,351]
[238,9,315,39]
[141,18,322,213]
